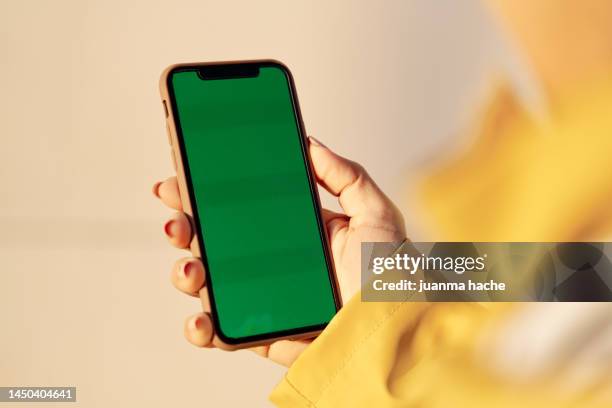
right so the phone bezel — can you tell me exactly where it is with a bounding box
[162,60,341,348]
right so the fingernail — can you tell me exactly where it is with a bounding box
[152,181,162,198]
[182,262,194,278]
[309,136,327,148]
[164,219,176,236]
[190,316,201,330]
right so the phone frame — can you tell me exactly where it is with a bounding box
[159,60,341,350]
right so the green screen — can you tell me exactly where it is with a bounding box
[170,65,336,341]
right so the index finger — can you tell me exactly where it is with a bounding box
[308,138,391,220]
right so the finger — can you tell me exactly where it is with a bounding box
[321,208,345,222]
[184,313,214,347]
[248,345,270,358]
[171,257,205,297]
[321,208,349,239]
[163,212,193,249]
[267,340,311,367]
[327,216,349,240]
[308,137,393,222]
[154,177,183,210]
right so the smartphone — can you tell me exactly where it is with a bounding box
[159,60,341,349]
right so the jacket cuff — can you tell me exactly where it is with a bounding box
[269,293,420,407]
[269,240,415,407]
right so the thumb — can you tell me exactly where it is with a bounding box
[308,137,394,223]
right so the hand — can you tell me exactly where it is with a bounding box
[153,137,406,367]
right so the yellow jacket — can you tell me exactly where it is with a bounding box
[269,78,612,407]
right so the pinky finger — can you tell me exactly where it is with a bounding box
[184,313,214,348]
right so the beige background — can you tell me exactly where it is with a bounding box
[0,0,534,406]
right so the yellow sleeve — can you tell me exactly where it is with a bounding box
[269,79,612,407]
[269,297,607,408]
[269,296,441,407]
